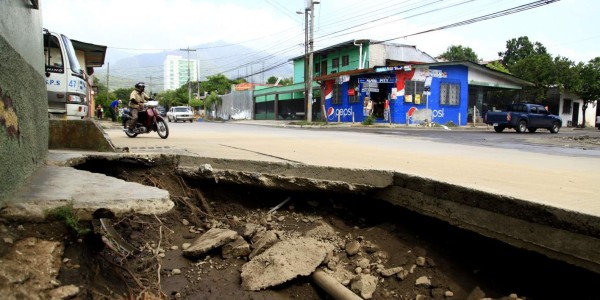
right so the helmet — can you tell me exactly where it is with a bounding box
[134,82,145,92]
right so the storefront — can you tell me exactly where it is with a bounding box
[319,62,532,126]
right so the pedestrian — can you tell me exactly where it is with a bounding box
[125,82,150,134]
[110,99,122,122]
[96,105,103,119]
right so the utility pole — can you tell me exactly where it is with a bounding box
[106,62,110,103]
[307,1,316,122]
[196,51,200,100]
[299,6,309,121]
[299,1,318,122]
[180,47,196,105]
[145,76,153,95]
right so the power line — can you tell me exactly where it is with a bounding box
[375,0,561,44]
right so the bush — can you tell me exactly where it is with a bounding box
[362,115,376,125]
[445,121,457,127]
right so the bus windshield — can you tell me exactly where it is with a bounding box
[61,34,82,74]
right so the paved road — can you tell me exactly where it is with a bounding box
[103,120,600,217]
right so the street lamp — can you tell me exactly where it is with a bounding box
[297,0,319,122]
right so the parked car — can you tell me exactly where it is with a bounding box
[484,103,562,133]
[167,106,194,122]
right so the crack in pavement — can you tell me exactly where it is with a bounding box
[218,144,305,164]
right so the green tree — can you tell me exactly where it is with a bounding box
[157,88,187,108]
[112,87,134,102]
[189,98,204,113]
[510,53,555,100]
[498,36,548,69]
[575,57,600,127]
[266,76,293,86]
[279,77,293,86]
[201,74,233,95]
[93,77,113,108]
[204,91,221,116]
[266,76,278,84]
[438,45,479,63]
[485,61,510,74]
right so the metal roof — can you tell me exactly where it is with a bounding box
[314,60,534,88]
[71,39,107,68]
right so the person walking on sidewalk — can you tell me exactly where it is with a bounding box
[109,99,122,122]
[125,82,150,133]
[96,105,103,119]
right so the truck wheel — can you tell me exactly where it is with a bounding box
[528,127,537,133]
[494,125,505,133]
[516,120,527,133]
[550,122,560,133]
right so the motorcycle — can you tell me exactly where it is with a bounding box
[121,100,169,139]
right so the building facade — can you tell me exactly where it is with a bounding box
[254,40,437,120]
[164,55,198,91]
[318,62,533,126]
[0,2,47,203]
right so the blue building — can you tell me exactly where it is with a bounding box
[317,61,533,126]
[252,40,532,125]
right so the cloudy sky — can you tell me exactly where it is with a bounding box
[41,0,599,72]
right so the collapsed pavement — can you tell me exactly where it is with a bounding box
[1,150,600,298]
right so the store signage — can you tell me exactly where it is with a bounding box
[358,77,396,84]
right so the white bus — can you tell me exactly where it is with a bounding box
[43,29,88,119]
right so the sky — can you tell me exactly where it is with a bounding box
[41,0,599,76]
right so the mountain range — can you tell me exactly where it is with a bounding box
[94,41,295,92]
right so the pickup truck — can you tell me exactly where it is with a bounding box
[484,103,562,133]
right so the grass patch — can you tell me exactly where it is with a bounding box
[48,204,90,236]
[289,121,329,126]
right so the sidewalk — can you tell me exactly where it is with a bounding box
[2,151,173,221]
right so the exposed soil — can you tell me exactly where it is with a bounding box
[2,161,600,299]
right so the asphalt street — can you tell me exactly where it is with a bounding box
[102,120,600,218]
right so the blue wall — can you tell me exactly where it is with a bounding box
[325,65,469,126]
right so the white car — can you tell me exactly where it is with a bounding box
[167,106,194,123]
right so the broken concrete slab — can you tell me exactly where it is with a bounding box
[183,228,239,258]
[248,230,279,259]
[241,237,332,291]
[1,165,173,221]
[222,236,251,259]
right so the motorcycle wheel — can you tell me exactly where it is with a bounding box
[156,120,169,139]
[125,130,138,138]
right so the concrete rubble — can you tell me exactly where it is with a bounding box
[183,227,239,258]
[240,237,332,291]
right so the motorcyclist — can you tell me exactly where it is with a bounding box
[125,82,150,133]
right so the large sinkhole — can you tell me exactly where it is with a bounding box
[55,157,600,300]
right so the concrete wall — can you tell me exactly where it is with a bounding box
[48,119,115,152]
[0,3,48,203]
